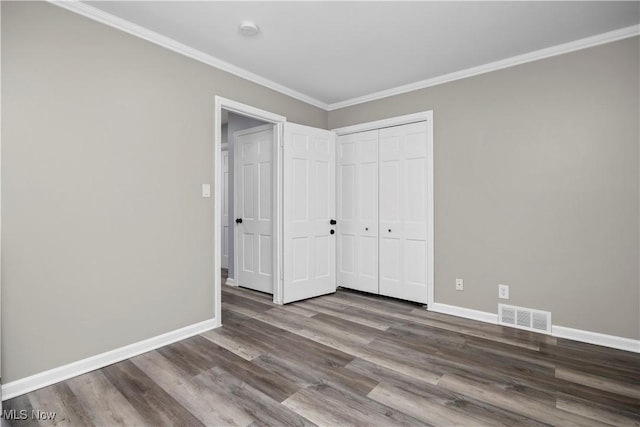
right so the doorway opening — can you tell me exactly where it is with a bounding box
[214,97,286,327]
[223,113,274,294]
[216,99,431,327]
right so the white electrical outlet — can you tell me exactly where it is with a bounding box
[455,278,464,291]
[498,284,509,299]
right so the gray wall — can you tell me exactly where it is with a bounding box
[2,0,638,386]
[329,37,640,340]
[1,1,326,382]
[225,112,268,279]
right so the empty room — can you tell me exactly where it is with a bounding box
[1,1,639,426]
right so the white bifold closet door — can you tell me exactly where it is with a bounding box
[337,121,430,304]
[337,130,379,293]
[379,122,429,303]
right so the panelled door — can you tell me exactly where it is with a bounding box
[235,124,274,294]
[221,149,229,269]
[282,123,336,303]
[337,130,379,293]
[379,122,430,303]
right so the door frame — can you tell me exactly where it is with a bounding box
[214,96,286,326]
[221,146,229,269]
[332,111,434,308]
[233,123,277,294]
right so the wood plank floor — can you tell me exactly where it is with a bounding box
[4,278,640,426]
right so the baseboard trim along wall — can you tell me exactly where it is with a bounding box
[4,300,638,401]
[551,325,640,353]
[429,302,499,324]
[429,302,640,353]
[2,318,219,401]
[225,277,239,287]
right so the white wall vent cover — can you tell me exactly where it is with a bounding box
[498,304,551,334]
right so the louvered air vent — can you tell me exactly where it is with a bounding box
[499,304,551,334]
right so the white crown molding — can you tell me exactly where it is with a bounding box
[429,302,640,353]
[2,318,219,400]
[48,2,638,112]
[327,24,640,111]
[47,0,329,110]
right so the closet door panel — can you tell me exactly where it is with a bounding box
[379,235,400,283]
[338,136,358,286]
[358,159,378,286]
[404,157,427,239]
[379,141,403,294]
[379,122,429,304]
[337,130,378,293]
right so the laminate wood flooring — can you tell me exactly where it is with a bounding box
[4,279,639,426]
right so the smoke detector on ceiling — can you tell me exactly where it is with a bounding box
[239,21,259,37]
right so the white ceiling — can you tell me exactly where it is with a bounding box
[85,1,639,108]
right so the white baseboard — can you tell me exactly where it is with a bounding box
[5,301,637,402]
[552,325,640,353]
[428,302,639,353]
[2,318,219,401]
[429,302,498,324]
[225,277,238,287]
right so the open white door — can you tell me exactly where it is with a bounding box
[282,123,336,303]
[235,124,274,294]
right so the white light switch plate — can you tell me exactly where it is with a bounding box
[202,184,211,198]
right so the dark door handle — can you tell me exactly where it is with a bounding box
[388,229,392,232]
[330,229,335,235]
[235,218,243,224]
[330,219,337,225]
